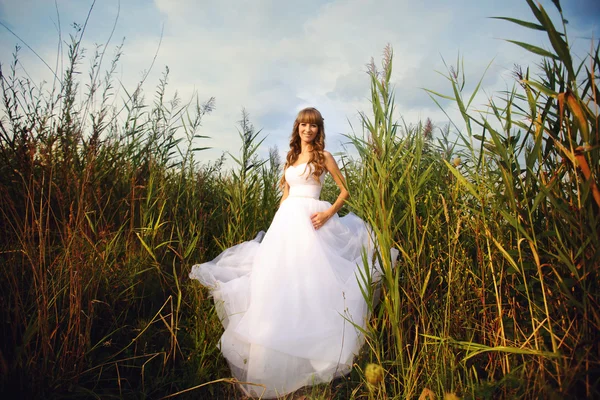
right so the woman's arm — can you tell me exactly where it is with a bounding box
[323,151,349,215]
[310,151,349,229]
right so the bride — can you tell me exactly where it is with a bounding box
[190,107,395,398]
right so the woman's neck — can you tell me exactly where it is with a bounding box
[300,143,314,154]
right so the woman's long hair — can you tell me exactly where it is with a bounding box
[279,107,326,188]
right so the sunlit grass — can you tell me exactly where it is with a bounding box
[344,1,599,399]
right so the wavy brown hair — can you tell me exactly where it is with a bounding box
[279,107,326,188]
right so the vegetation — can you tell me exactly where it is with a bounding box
[0,0,597,398]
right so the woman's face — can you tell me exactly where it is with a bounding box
[298,121,319,145]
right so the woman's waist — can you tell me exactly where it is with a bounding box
[288,185,321,199]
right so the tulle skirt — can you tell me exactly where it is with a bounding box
[190,196,394,398]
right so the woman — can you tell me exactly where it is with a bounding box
[190,107,395,398]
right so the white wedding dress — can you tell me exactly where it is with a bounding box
[189,162,396,398]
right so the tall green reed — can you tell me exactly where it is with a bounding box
[218,109,280,249]
[347,45,462,399]
[0,22,232,397]
[348,1,598,398]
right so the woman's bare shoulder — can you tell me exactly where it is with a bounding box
[322,151,340,175]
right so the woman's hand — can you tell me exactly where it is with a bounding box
[311,211,332,230]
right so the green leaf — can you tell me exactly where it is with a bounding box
[467,58,494,108]
[537,4,575,80]
[550,0,563,14]
[136,232,157,262]
[490,235,522,275]
[422,88,455,101]
[505,40,559,59]
[490,16,546,32]
[522,79,558,97]
[443,160,480,200]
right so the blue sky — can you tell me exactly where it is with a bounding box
[0,0,598,165]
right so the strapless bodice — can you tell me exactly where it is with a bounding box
[285,162,326,199]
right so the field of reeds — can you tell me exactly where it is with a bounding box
[0,1,598,398]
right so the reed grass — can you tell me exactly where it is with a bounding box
[0,22,234,398]
[346,1,598,399]
[0,0,597,398]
